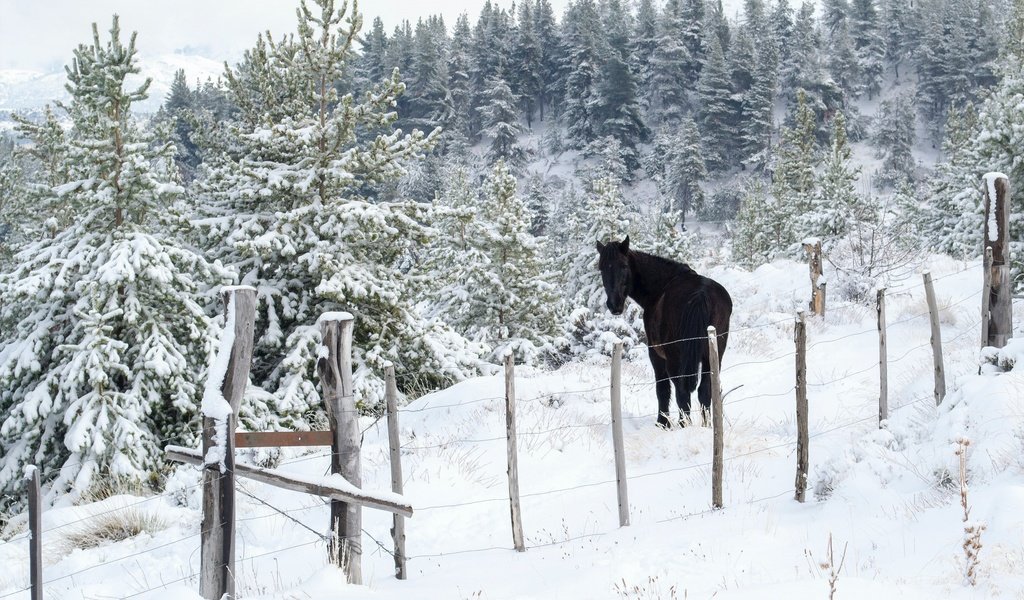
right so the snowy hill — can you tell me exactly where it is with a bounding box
[0,53,225,114]
[2,255,1022,599]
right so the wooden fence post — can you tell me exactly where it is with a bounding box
[609,341,630,527]
[708,327,724,509]
[982,173,1012,348]
[877,288,888,427]
[200,286,256,600]
[26,466,42,600]
[923,272,946,406]
[982,246,993,349]
[795,311,809,503]
[318,313,361,584]
[804,239,826,316]
[504,353,525,552]
[384,363,407,580]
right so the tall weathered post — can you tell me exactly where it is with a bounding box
[609,341,629,526]
[708,327,724,509]
[982,173,1012,348]
[384,363,407,579]
[877,288,888,426]
[794,311,809,503]
[201,286,257,600]
[318,313,361,583]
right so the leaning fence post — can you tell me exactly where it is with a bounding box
[504,352,526,552]
[982,173,1012,348]
[795,311,809,503]
[923,272,946,406]
[318,313,361,584]
[26,466,42,600]
[609,340,630,527]
[877,288,888,427]
[200,286,256,600]
[384,363,407,580]
[708,327,724,509]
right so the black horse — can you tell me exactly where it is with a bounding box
[597,237,732,428]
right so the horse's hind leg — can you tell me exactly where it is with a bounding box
[697,368,712,427]
[649,349,672,429]
[671,366,698,427]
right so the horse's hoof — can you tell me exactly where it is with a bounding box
[656,414,672,429]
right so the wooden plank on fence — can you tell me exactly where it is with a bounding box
[983,173,1012,348]
[26,466,42,600]
[317,313,362,584]
[708,327,724,509]
[795,311,809,503]
[166,446,413,517]
[609,341,630,527]
[505,353,526,552]
[877,288,888,427]
[235,431,334,448]
[201,286,256,600]
[923,272,946,406]
[384,363,407,580]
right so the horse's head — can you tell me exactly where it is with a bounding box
[596,236,632,315]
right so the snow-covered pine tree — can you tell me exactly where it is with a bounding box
[849,0,885,99]
[563,165,642,356]
[647,0,693,124]
[563,0,602,149]
[196,0,481,415]
[446,14,474,153]
[799,112,864,243]
[697,33,736,172]
[738,37,778,171]
[438,160,561,362]
[482,71,526,167]
[0,141,24,265]
[0,17,226,509]
[534,0,562,122]
[874,92,917,189]
[407,17,452,134]
[651,118,707,229]
[512,0,543,126]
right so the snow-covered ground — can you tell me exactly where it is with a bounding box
[2,256,1023,599]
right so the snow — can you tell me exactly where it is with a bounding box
[982,172,1007,242]
[201,292,237,472]
[317,311,354,324]
[4,256,1022,599]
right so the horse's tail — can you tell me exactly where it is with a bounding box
[677,287,711,394]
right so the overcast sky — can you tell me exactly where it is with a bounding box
[0,0,571,72]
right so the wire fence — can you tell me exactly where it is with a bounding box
[0,264,989,598]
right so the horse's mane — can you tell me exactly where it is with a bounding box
[631,250,696,278]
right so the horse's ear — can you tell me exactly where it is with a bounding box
[596,240,605,252]
[620,236,630,253]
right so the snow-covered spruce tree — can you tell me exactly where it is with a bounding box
[873,92,917,189]
[434,160,561,363]
[911,103,980,257]
[562,167,643,357]
[0,17,226,509]
[482,71,526,168]
[697,33,737,172]
[195,0,481,414]
[649,118,707,230]
[798,112,862,244]
[0,142,25,266]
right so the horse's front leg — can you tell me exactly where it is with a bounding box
[649,349,672,429]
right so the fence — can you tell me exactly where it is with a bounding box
[2,174,1011,599]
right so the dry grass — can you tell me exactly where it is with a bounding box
[61,507,168,551]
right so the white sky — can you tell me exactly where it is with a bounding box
[0,0,571,72]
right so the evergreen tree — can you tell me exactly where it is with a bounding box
[407,17,452,133]
[651,119,707,229]
[882,0,915,82]
[481,71,526,167]
[197,0,480,413]
[440,161,561,361]
[0,17,225,508]
[800,112,864,242]
[850,0,885,99]
[593,51,647,172]
[697,33,736,171]
[739,42,778,170]
[648,0,694,123]
[158,69,203,180]
[511,1,543,126]
[446,14,474,152]
[874,92,917,188]
[534,0,562,122]
[562,0,602,148]
[631,0,660,112]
